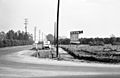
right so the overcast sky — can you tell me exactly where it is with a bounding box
[0,0,120,39]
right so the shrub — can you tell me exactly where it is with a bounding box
[0,40,4,47]
[0,39,34,48]
[89,41,104,46]
[112,42,120,45]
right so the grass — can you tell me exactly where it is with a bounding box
[60,44,120,64]
[31,47,56,58]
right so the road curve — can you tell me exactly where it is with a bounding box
[0,45,120,78]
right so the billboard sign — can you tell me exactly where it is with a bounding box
[70,31,83,44]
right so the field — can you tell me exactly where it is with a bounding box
[60,44,120,64]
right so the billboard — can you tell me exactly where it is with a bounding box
[70,31,83,44]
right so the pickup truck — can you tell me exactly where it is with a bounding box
[42,41,51,49]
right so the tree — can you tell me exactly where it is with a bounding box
[14,32,18,40]
[27,33,33,41]
[0,31,6,40]
[17,30,23,40]
[110,34,116,45]
[46,34,54,43]
[6,30,15,40]
[59,38,70,44]
[103,38,110,44]
[24,32,29,40]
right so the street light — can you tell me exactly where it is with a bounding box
[56,0,60,58]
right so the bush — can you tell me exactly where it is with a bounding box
[89,41,104,46]
[112,42,120,45]
[61,45,120,63]
[0,39,34,48]
[0,40,4,47]
[31,50,53,58]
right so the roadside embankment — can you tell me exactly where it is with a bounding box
[60,45,120,64]
[2,48,120,67]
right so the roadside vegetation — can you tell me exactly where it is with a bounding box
[30,46,56,58]
[30,34,120,63]
[0,30,34,48]
[56,36,120,46]
[60,45,120,64]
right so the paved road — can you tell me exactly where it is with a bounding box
[0,45,120,78]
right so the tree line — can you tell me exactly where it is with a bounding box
[79,37,120,45]
[46,34,120,45]
[58,37,120,45]
[0,30,34,47]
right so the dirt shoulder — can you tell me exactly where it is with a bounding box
[3,49,120,67]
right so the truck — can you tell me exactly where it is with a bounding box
[42,41,51,49]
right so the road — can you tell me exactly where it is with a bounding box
[0,45,120,78]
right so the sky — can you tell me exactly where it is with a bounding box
[0,0,120,40]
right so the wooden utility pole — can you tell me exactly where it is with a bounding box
[42,32,44,48]
[34,26,36,41]
[54,22,57,46]
[39,30,40,42]
[41,32,44,43]
[34,26,38,50]
[56,0,60,58]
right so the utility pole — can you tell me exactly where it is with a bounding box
[34,26,36,41]
[42,32,43,47]
[24,18,28,34]
[42,32,43,42]
[39,30,40,42]
[56,0,60,58]
[34,26,38,50]
[54,22,57,46]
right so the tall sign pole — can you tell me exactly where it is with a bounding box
[56,0,60,58]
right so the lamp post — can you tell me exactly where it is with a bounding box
[56,0,60,58]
